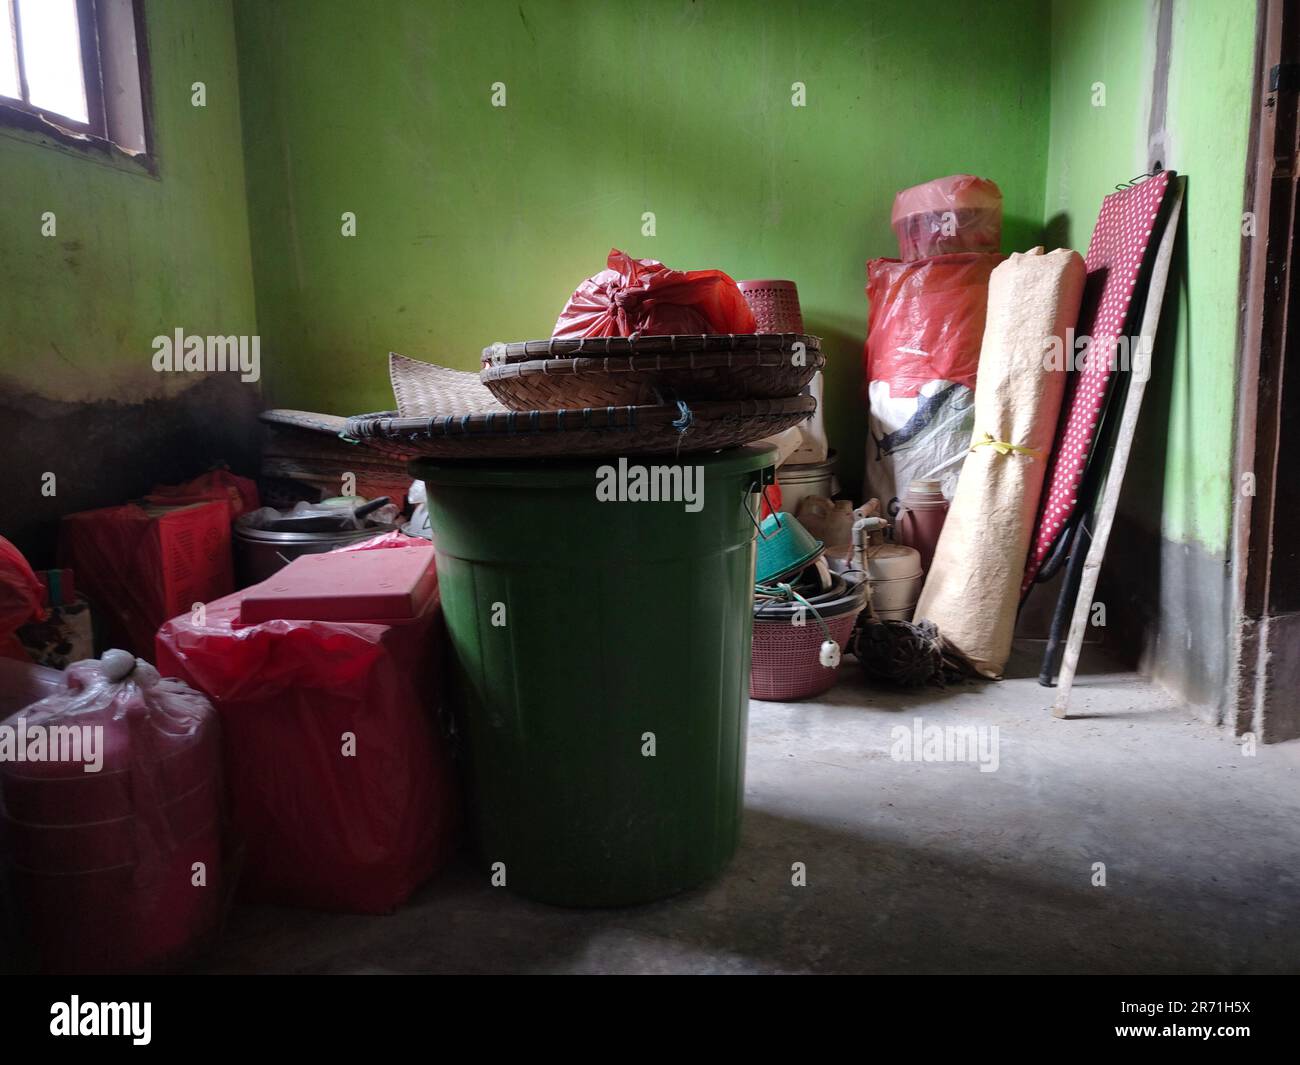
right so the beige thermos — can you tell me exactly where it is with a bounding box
[894,479,950,576]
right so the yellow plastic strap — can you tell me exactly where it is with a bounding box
[970,431,1042,459]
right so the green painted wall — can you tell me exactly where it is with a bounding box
[0,0,257,404]
[1043,0,1153,250]
[233,0,1051,491]
[1158,0,1255,553]
[1044,0,1255,554]
[1044,0,1255,717]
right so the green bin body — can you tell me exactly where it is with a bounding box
[413,446,775,906]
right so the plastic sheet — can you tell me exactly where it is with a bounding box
[554,248,756,339]
[334,530,433,552]
[239,499,401,531]
[863,253,1002,510]
[865,253,1002,398]
[0,651,227,972]
[154,537,455,913]
[0,536,43,662]
[403,482,433,540]
[891,174,1003,260]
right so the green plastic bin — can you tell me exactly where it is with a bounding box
[413,445,776,906]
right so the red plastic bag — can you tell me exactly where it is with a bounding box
[1,651,227,972]
[145,468,260,522]
[0,536,44,662]
[154,539,456,914]
[891,175,1003,261]
[553,248,757,339]
[865,253,1004,397]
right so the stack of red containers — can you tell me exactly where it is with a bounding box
[1,654,227,973]
[155,536,458,914]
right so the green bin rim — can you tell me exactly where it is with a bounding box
[411,444,777,488]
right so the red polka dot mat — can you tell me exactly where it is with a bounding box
[1022,170,1173,595]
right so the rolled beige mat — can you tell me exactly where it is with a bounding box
[913,247,1086,678]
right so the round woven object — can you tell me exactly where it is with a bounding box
[481,333,819,365]
[737,280,805,334]
[343,395,816,461]
[479,333,823,410]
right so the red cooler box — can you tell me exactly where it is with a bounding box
[154,538,456,913]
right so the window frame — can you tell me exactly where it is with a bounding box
[0,0,155,174]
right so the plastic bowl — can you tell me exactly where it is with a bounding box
[753,574,866,622]
[754,512,825,584]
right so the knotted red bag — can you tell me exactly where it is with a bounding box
[553,248,756,339]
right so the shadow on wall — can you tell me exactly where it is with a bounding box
[801,311,868,495]
[1003,213,1053,255]
[2,375,264,568]
[1041,211,1071,254]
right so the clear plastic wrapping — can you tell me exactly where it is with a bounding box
[891,175,1003,260]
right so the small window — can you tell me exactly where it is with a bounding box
[1,0,151,159]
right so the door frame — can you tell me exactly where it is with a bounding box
[1230,0,1300,742]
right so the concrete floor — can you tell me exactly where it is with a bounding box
[200,643,1300,974]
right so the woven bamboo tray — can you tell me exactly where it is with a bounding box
[479,333,824,410]
[391,353,505,418]
[343,395,816,460]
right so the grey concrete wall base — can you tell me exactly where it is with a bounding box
[1099,513,1232,727]
[1,374,264,567]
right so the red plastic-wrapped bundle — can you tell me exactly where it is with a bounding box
[891,175,1003,261]
[554,248,756,339]
[863,252,1004,509]
[865,253,1004,397]
[0,652,227,973]
[59,500,234,658]
[0,536,43,662]
[146,468,260,522]
[154,536,456,914]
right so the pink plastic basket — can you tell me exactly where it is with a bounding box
[750,608,862,700]
[737,280,805,334]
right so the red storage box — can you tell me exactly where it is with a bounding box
[154,539,456,913]
[59,501,234,658]
[239,546,439,624]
